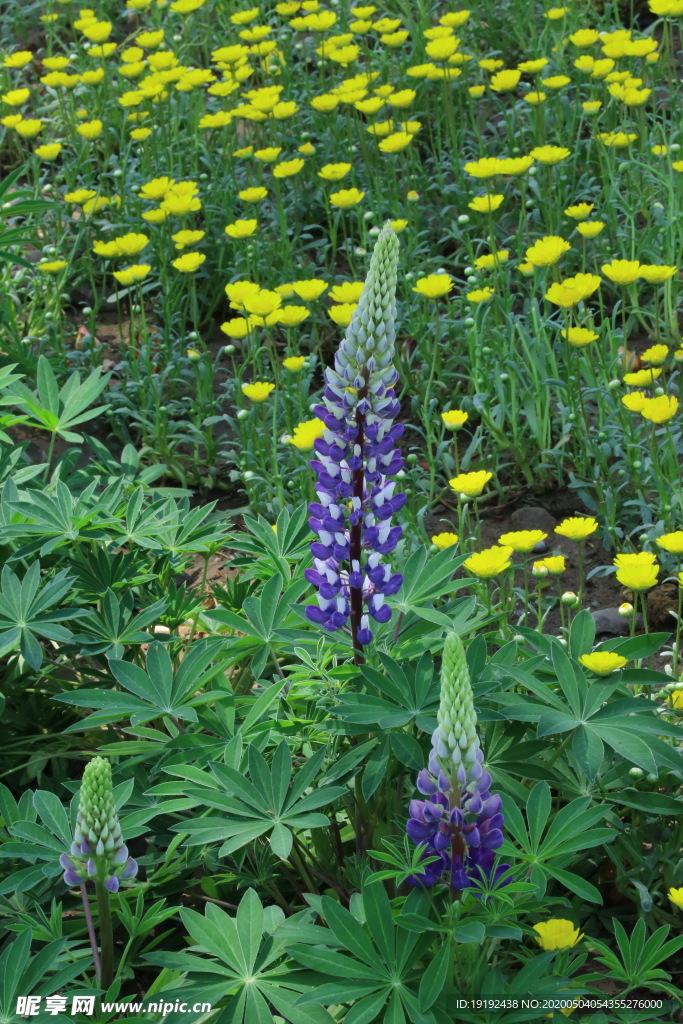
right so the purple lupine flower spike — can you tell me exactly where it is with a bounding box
[305,225,404,657]
[60,756,137,892]
[405,634,509,893]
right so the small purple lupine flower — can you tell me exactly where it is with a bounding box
[305,225,405,657]
[405,634,509,892]
[60,757,137,893]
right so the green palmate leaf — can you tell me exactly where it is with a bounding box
[145,890,336,1024]
[163,742,344,858]
[293,884,435,1021]
[57,638,231,729]
[8,356,111,442]
[500,784,615,902]
[0,561,84,669]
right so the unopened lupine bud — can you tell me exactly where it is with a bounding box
[432,633,482,785]
[60,757,137,893]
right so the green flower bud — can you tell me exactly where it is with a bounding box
[432,633,482,784]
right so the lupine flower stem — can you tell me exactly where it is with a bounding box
[80,883,101,981]
[95,879,114,991]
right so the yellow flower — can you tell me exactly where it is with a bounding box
[529,145,571,164]
[112,264,151,284]
[442,409,468,429]
[15,119,42,138]
[172,229,205,250]
[328,303,357,326]
[243,289,282,316]
[565,203,594,220]
[640,395,679,423]
[76,120,103,140]
[34,143,62,160]
[242,381,275,402]
[561,327,598,347]
[329,188,364,208]
[579,652,628,675]
[464,157,503,179]
[615,561,659,591]
[525,236,570,267]
[577,221,604,239]
[468,194,504,213]
[670,688,683,710]
[545,273,601,308]
[288,418,326,450]
[390,219,408,232]
[490,69,521,92]
[291,279,328,301]
[474,250,509,271]
[496,156,535,175]
[131,128,152,140]
[273,158,305,178]
[378,131,413,154]
[64,189,97,204]
[136,30,165,48]
[668,888,683,909]
[464,545,514,578]
[499,530,547,552]
[81,20,112,42]
[656,532,683,554]
[37,260,67,274]
[254,146,282,162]
[598,132,637,147]
[413,274,453,299]
[142,209,167,224]
[544,5,568,16]
[582,100,602,113]
[1,88,31,106]
[282,356,306,372]
[518,58,549,74]
[114,233,150,257]
[467,288,495,303]
[329,281,364,303]
[440,10,470,27]
[3,51,33,69]
[533,920,583,951]
[275,306,309,326]
[555,516,598,541]
[220,317,251,338]
[622,391,648,412]
[426,37,458,61]
[449,470,493,497]
[570,29,600,46]
[431,532,459,550]
[225,219,258,238]
[602,259,641,285]
[139,176,175,200]
[641,344,669,365]
[172,252,206,273]
[542,75,571,88]
[318,163,351,181]
[623,367,662,386]
[238,186,268,202]
[524,91,546,105]
[535,555,565,575]
[479,59,504,72]
[639,265,678,284]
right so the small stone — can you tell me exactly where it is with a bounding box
[509,507,557,533]
[592,607,642,636]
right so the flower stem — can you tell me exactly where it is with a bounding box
[94,879,114,992]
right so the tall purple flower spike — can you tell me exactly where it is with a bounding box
[305,224,405,654]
